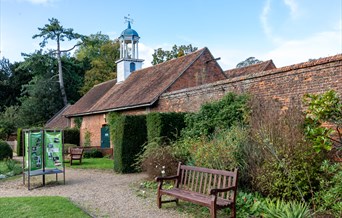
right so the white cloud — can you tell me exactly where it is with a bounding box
[260,30,341,67]
[283,0,298,18]
[23,0,55,4]
[138,43,154,68]
[260,0,272,40]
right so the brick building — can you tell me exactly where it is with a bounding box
[46,22,342,149]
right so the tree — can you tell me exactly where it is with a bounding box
[151,44,198,65]
[75,33,120,95]
[33,18,84,106]
[236,57,262,68]
[0,58,32,112]
[0,106,19,140]
[17,51,63,127]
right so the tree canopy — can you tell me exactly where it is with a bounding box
[75,33,119,95]
[236,57,262,68]
[151,44,198,65]
[33,17,84,106]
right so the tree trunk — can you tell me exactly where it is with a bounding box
[57,37,68,106]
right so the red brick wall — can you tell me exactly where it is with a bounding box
[167,48,227,92]
[79,113,110,147]
[155,54,342,112]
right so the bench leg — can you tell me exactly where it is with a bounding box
[157,193,162,208]
[210,208,217,218]
[231,205,236,218]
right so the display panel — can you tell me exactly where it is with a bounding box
[44,131,63,168]
[24,131,43,171]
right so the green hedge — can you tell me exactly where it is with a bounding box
[63,128,80,146]
[16,128,23,156]
[0,140,13,160]
[109,113,147,173]
[146,112,186,145]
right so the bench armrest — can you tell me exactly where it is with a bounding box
[155,175,178,182]
[210,186,236,195]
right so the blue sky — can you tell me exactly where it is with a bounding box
[0,0,341,70]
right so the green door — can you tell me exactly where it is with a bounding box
[101,126,110,148]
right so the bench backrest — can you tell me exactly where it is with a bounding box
[70,148,84,155]
[176,163,238,201]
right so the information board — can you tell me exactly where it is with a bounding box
[24,131,43,171]
[44,131,63,168]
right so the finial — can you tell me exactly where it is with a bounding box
[124,14,134,28]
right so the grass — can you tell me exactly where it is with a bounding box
[0,196,91,218]
[65,157,113,170]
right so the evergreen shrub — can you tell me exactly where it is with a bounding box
[146,112,186,145]
[109,113,147,173]
[64,128,80,146]
[0,141,13,161]
[182,92,249,138]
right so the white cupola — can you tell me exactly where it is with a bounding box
[115,18,144,83]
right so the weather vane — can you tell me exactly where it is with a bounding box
[124,14,134,24]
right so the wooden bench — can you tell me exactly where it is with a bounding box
[156,162,238,218]
[70,148,84,166]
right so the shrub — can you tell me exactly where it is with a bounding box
[187,125,249,170]
[83,149,103,158]
[108,113,147,173]
[314,160,342,217]
[146,112,186,145]
[5,159,22,175]
[136,138,179,179]
[0,141,13,161]
[16,128,23,156]
[182,92,249,138]
[248,98,325,201]
[63,128,80,146]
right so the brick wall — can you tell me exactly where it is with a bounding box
[79,113,110,147]
[167,48,227,92]
[155,54,342,112]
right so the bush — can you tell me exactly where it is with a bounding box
[63,128,80,146]
[187,125,249,171]
[83,149,103,158]
[0,141,13,161]
[16,128,23,156]
[146,112,186,145]
[109,113,147,173]
[249,98,325,201]
[314,160,342,217]
[136,138,179,179]
[182,92,249,138]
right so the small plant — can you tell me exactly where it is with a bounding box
[235,191,265,218]
[5,159,22,175]
[84,130,91,147]
[0,140,13,161]
[262,198,312,218]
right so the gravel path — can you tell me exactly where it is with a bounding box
[0,168,189,218]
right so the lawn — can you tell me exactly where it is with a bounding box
[0,196,90,218]
[65,158,113,170]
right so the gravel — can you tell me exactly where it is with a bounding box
[0,168,189,218]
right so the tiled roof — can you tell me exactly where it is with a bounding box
[64,48,207,117]
[224,60,276,78]
[45,104,72,129]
